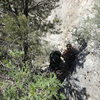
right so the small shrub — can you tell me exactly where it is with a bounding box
[29,73,65,100]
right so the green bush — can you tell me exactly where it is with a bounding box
[1,61,65,100]
[29,73,64,100]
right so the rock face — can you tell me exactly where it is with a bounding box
[44,0,100,100]
[46,0,94,50]
[68,40,100,100]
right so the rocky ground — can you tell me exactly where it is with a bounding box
[43,0,100,100]
[70,40,100,100]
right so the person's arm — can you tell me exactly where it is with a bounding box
[62,50,68,58]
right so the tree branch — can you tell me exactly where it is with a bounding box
[24,0,29,17]
[6,0,15,13]
[28,0,48,12]
[5,0,18,15]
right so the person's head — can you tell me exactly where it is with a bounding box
[66,44,72,50]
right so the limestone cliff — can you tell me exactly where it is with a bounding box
[46,0,94,50]
[44,0,100,100]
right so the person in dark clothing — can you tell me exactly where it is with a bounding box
[48,44,78,82]
[62,44,78,73]
[49,50,66,82]
[49,50,63,71]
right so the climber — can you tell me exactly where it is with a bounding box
[62,44,78,72]
[49,50,63,71]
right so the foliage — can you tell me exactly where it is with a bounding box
[0,0,65,100]
[0,0,60,65]
[29,73,65,100]
[93,0,100,29]
[0,60,65,100]
[2,0,99,100]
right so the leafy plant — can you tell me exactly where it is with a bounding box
[29,73,65,100]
